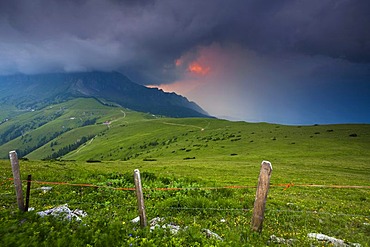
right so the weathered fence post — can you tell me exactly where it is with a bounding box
[25,174,32,212]
[134,169,147,227]
[9,151,25,212]
[251,160,273,232]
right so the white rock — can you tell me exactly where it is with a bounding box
[131,216,140,223]
[308,233,361,247]
[148,217,181,234]
[149,217,164,226]
[38,187,53,193]
[150,224,161,231]
[164,223,181,234]
[36,204,87,222]
[269,235,296,245]
[202,229,223,241]
[73,209,88,218]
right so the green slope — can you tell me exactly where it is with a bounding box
[1,99,369,246]
[62,117,370,185]
[1,96,369,186]
[1,97,369,186]
[63,115,370,163]
[0,98,156,159]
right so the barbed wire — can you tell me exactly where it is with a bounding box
[267,209,370,218]
[2,177,369,191]
[286,184,370,189]
[2,195,369,219]
[2,170,369,225]
[0,176,370,191]
[0,178,12,187]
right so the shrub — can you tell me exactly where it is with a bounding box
[143,158,157,162]
[86,159,101,163]
[183,157,196,160]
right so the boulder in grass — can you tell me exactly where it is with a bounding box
[149,217,182,234]
[202,229,223,241]
[37,204,87,222]
[131,216,140,223]
[38,186,52,193]
[268,235,296,245]
[308,233,361,247]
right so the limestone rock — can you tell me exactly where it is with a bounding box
[37,204,87,221]
[308,233,361,247]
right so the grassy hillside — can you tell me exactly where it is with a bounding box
[62,115,370,186]
[2,97,369,170]
[0,155,369,246]
[0,98,155,159]
[0,98,369,246]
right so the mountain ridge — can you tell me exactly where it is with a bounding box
[0,71,210,118]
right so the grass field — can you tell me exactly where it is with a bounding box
[0,98,369,246]
[1,150,369,245]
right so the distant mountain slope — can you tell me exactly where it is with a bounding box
[0,97,369,162]
[0,97,156,159]
[0,71,209,118]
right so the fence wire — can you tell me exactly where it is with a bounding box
[1,175,369,217]
[2,176,369,191]
[1,177,369,219]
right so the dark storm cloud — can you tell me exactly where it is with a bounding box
[205,0,370,63]
[0,0,369,83]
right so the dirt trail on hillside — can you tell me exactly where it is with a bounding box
[162,121,209,131]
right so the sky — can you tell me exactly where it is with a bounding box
[0,0,369,124]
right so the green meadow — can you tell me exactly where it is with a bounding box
[0,98,369,246]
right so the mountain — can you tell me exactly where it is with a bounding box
[0,71,209,118]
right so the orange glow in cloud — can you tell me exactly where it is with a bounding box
[188,62,210,75]
[175,59,182,66]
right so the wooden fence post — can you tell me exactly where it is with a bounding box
[134,169,147,228]
[9,151,25,212]
[25,174,32,212]
[251,160,273,232]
